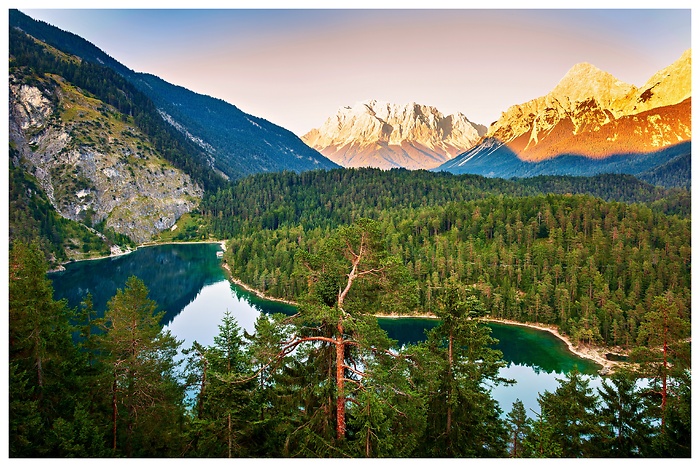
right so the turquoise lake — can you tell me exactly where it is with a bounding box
[49,242,601,416]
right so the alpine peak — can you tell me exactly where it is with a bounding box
[302,101,486,170]
[551,62,635,109]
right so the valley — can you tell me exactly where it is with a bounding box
[7,8,691,460]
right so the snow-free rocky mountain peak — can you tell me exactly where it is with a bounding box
[302,100,486,170]
[437,49,691,181]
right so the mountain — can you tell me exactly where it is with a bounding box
[438,50,691,182]
[302,100,486,170]
[126,73,339,179]
[10,9,339,180]
[9,27,204,245]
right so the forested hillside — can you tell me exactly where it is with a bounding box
[10,9,339,180]
[637,153,691,190]
[198,168,690,351]
[201,168,688,237]
[9,24,225,261]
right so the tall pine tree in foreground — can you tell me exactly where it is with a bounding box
[536,368,600,457]
[413,281,510,457]
[95,276,186,457]
[595,369,653,456]
[183,310,255,457]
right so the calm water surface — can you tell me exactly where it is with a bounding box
[50,243,601,415]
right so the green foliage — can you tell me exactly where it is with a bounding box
[204,168,687,240]
[95,276,186,456]
[9,241,110,457]
[182,311,256,457]
[523,410,563,458]
[216,172,690,352]
[7,227,690,458]
[595,369,653,456]
[536,369,601,457]
[505,399,532,457]
[650,370,691,457]
[413,283,509,456]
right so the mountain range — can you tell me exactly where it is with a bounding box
[8,9,339,251]
[9,9,339,181]
[7,9,692,257]
[302,100,486,170]
[437,49,691,181]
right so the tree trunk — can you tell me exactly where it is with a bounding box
[336,322,346,440]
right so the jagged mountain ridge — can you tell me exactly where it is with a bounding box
[438,49,691,179]
[10,9,339,180]
[303,100,486,170]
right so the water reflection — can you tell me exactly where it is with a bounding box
[50,243,602,416]
[50,243,225,324]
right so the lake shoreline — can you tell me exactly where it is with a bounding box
[221,263,297,306]
[220,270,618,374]
[49,239,226,273]
[53,241,618,374]
[483,318,618,373]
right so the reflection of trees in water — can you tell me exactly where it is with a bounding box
[50,244,223,325]
[379,318,439,348]
[51,246,599,375]
[228,282,296,316]
[489,323,599,375]
[380,319,599,376]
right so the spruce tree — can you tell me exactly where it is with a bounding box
[95,276,186,456]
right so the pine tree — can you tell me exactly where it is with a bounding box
[183,311,255,457]
[633,291,690,430]
[595,369,652,456]
[9,241,80,456]
[242,219,420,456]
[506,399,532,457]
[537,368,600,457]
[95,276,186,456]
[415,281,509,456]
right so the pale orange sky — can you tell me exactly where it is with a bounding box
[21,3,692,136]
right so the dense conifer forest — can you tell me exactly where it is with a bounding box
[8,9,691,458]
[197,168,690,351]
[9,167,690,457]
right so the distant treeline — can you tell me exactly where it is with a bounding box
[202,168,688,237]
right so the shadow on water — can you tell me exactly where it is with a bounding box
[50,243,224,325]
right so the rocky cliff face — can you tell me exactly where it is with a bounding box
[9,73,203,243]
[302,100,486,169]
[482,49,691,162]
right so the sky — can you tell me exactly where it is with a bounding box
[14,2,694,136]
